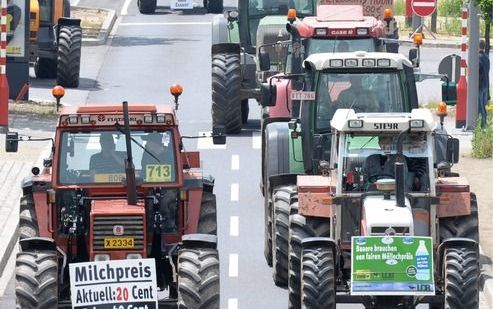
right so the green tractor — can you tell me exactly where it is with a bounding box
[211,0,317,134]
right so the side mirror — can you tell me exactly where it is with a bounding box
[212,126,226,145]
[260,83,277,107]
[409,48,419,67]
[446,137,460,163]
[5,131,19,152]
[259,48,270,72]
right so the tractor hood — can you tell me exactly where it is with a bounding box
[362,195,414,236]
[91,199,145,215]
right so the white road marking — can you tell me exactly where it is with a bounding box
[230,216,239,237]
[230,183,239,201]
[196,131,227,150]
[231,154,239,170]
[119,22,211,26]
[121,0,133,15]
[412,2,436,6]
[252,132,261,149]
[229,254,239,277]
[228,298,239,309]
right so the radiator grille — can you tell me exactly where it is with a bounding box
[92,216,144,250]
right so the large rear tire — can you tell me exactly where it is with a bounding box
[439,193,479,242]
[443,246,479,309]
[211,52,242,134]
[301,245,336,309]
[197,192,217,235]
[288,213,330,309]
[138,0,157,14]
[272,185,295,286]
[19,195,39,240]
[34,58,57,79]
[206,0,223,13]
[57,25,81,88]
[15,250,59,309]
[177,247,220,308]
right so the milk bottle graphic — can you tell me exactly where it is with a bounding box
[415,240,430,280]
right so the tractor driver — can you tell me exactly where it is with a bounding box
[336,75,379,113]
[89,132,125,174]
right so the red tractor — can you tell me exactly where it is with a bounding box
[6,85,225,308]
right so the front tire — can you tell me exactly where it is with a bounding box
[439,193,479,242]
[288,213,330,309]
[177,247,220,308]
[301,245,336,309]
[16,250,59,309]
[57,25,82,88]
[443,246,479,309]
[19,194,39,240]
[211,52,242,134]
[138,0,157,14]
[34,58,57,79]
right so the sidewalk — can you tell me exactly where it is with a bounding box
[0,113,56,278]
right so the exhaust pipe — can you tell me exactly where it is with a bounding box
[286,23,302,75]
[395,162,405,207]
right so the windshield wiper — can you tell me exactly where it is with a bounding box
[114,125,161,163]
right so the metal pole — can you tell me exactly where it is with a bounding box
[412,14,421,33]
[466,0,480,130]
[0,0,8,133]
[456,4,468,128]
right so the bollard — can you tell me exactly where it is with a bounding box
[0,0,8,133]
[455,5,468,128]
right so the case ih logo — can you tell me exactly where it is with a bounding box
[113,225,124,236]
[329,29,355,36]
[98,115,106,121]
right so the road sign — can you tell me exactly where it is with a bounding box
[411,0,436,17]
[438,54,461,83]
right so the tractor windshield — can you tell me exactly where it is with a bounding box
[315,71,407,131]
[340,132,431,192]
[58,130,177,185]
[247,0,315,46]
[306,38,377,54]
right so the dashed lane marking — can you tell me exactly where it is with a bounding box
[231,154,239,170]
[252,132,261,149]
[196,131,227,150]
[228,298,238,309]
[229,254,239,277]
[230,183,239,201]
[230,216,239,237]
[119,22,211,26]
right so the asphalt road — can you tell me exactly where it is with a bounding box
[0,0,491,308]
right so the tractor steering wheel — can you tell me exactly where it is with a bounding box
[368,173,395,183]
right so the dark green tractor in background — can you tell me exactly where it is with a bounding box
[211,0,316,134]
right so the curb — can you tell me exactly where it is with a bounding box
[78,7,117,46]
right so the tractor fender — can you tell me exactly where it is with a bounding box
[263,121,293,192]
[57,17,81,27]
[269,174,299,194]
[211,43,240,55]
[182,234,217,249]
[19,237,57,252]
[436,237,478,277]
[21,176,51,195]
[211,14,229,45]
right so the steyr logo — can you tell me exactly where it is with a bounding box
[113,225,124,236]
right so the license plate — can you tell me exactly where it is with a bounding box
[104,237,134,249]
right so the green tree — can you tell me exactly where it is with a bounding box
[476,0,493,53]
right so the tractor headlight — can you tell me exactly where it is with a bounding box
[68,115,78,124]
[144,114,154,123]
[344,59,358,67]
[409,119,424,128]
[329,59,343,67]
[348,120,363,128]
[357,28,369,36]
[315,28,327,36]
[126,253,142,259]
[81,115,91,124]
[377,59,391,67]
[95,254,110,261]
[362,59,376,67]
[156,114,166,123]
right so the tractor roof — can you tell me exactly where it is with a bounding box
[297,5,384,38]
[330,109,437,132]
[303,51,413,71]
[57,103,177,128]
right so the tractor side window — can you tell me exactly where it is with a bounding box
[38,0,53,24]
